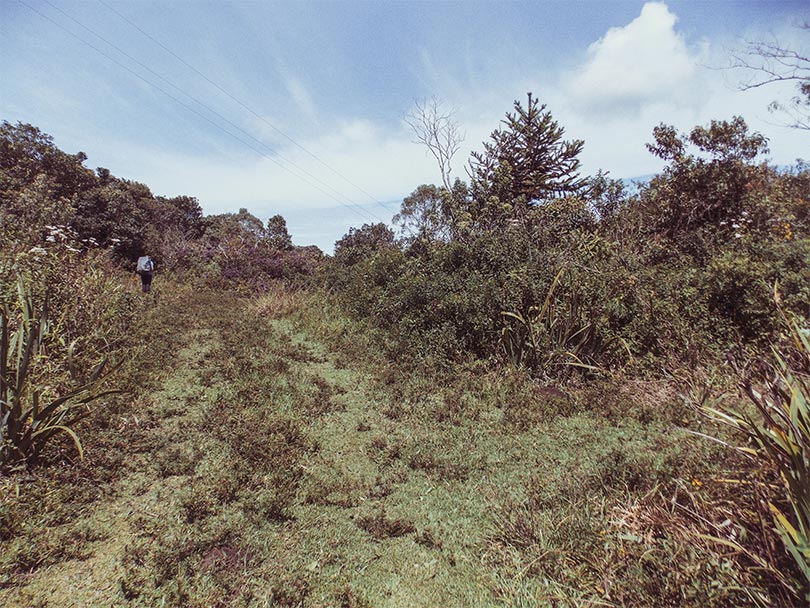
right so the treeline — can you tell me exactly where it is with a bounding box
[326,96,809,374]
[0,120,321,291]
[2,98,808,377]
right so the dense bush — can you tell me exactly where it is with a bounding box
[0,122,321,467]
[326,104,809,376]
[0,122,320,294]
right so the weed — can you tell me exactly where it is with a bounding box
[415,527,444,551]
[407,450,471,482]
[268,573,311,607]
[433,388,479,424]
[155,443,200,478]
[299,374,344,417]
[303,475,363,509]
[337,584,374,608]
[355,508,416,540]
[698,313,810,600]
[366,475,397,500]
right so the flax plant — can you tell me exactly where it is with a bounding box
[500,268,605,376]
[0,274,119,468]
[702,314,810,598]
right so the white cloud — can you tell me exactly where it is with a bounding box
[89,115,439,251]
[88,1,804,255]
[544,2,807,178]
[563,2,707,116]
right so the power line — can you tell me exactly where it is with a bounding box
[17,0,382,224]
[40,0,382,224]
[98,0,395,215]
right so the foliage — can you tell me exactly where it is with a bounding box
[0,272,119,468]
[644,116,769,248]
[0,103,808,605]
[467,92,586,230]
[0,122,95,220]
[0,121,207,265]
[501,268,614,377]
[328,101,808,383]
[193,209,321,292]
[333,222,396,266]
[1,119,314,291]
[392,183,451,242]
[701,314,810,599]
[266,214,294,250]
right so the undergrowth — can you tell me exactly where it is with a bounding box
[0,282,804,606]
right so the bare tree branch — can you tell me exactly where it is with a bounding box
[405,97,465,189]
[728,22,810,131]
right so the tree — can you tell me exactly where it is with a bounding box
[0,121,95,218]
[158,195,204,238]
[393,184,451,242]
[587,171,630,223]
[730,22,810,131]
[643,116,769,246]
[333,223,395,266]
[72,178,153,260]
[405,97,464,190]
[266,214,293,250]
[467,93,586,225]
[203,208,266,246]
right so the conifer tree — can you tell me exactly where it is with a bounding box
[467,93,586,224]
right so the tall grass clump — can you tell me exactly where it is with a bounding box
[701,312,810,600]
[500,267,625,377]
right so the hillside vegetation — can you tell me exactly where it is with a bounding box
[0,96,808,607]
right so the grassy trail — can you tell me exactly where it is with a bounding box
[1,287,506,606]
[1,286,733,607]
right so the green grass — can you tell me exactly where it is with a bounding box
[0,282,801,606]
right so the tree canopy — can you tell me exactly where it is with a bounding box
[468,93,586,215]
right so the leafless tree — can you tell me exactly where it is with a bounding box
[405,97,464,189]
[729,22,810,131]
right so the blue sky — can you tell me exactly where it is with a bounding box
[2,1,808,251]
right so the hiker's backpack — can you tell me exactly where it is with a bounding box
[137,256,154,273]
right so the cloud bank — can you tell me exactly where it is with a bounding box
[564,2,706,115]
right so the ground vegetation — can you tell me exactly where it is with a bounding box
[0,98,808,605]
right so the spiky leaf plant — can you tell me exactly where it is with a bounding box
[500,268,610,377]
[702,314,810,598]
[0,274,119,468]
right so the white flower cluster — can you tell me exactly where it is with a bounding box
[719,211,752,239]
[42,225,100,252]
[44,224,74,243]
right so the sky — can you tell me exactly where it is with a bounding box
[1,0,808,252]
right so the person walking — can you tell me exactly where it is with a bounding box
[136,255,155,293]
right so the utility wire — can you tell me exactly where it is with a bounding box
[98,0,395,215]
[41,0,382,224]
[18,0,381,224]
